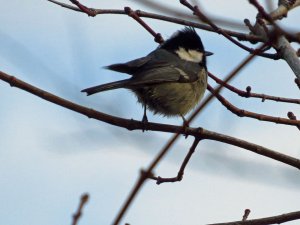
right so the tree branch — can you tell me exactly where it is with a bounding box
[71,193,89,225]
[209,210,300,225]
[68,0,97,16]
[269,0,300,21]
[276,35,300,79]
[179,0,279,59]
[249,0,300,79]
[149,138,201,184]
[207,84,300,128]
[46,0,264,43]
[0,70,299,171]
[209,72,300,105]
[249,0,300,42]
[123,7,163,44]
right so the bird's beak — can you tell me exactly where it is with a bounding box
[204,51,213,56]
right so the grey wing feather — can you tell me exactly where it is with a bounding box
[81,79,131,96]
[131,49,201,84]
[105,55,151,75]
[82,49,202,95]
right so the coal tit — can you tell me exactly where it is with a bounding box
[82,27,212,123]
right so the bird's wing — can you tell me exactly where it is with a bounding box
[105,55,152,75]
[104,49,201,80]
[84,49,203,94]
[130,49,202,85]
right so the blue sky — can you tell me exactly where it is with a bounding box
[1,1,300,225]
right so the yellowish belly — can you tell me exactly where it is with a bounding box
[134,79,206,116]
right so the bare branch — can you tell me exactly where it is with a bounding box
[209,210,300,225]
[276,35,300,79]
[247,0,300,80]
[1,68,300,225]
[209,72,300,104]
[270,0,300,21]
[46,0,264,43]
[149,138,201,184]
[72,193,89,225]
[179,0,281,59]
[0,70,299,169]
[207,84,300,127]
[68,0,97,16]
[249,0,300,42]
[124,7,163,44]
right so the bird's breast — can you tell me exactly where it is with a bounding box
[133,69,207,116]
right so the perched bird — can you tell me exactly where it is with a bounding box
[82,27,212,123]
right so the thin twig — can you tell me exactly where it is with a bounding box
[209,72,300,104]
[249,0,300,43]
[207,84,300,127]
[124,7,163,44]
[179,0,280,59]
[242,209,251,221]
[47,0,264,43]
[248,0,300,80]
[69,0,96,16]
[149,138,201,184]
[72,193,89,225]
[209,210,300,225]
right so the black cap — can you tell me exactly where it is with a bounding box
[160,27,205,52]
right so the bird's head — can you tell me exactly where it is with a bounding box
[160,27,212,65]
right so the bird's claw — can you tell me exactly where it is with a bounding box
[141,114,148,132]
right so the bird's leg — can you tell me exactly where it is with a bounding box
[181,115,189,127]
[141,104,148,132]
[181,115,189,138]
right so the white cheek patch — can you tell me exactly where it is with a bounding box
[188,50,203,63]
[175,47,203,63]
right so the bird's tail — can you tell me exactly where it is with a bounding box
[81,79,131,96]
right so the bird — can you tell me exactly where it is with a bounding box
[82,27,212,125]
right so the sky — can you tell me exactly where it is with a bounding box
[0,1,300,225]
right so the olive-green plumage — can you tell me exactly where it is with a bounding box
[133,67,207,116]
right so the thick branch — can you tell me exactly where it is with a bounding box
[276,35,300,79]
[269,0,300,21]
[249,0,300,79]
[0,70,300,170]
[249,0,300,42]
